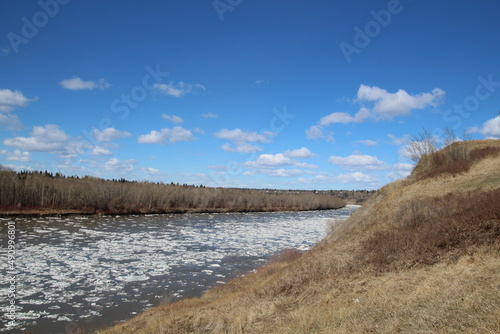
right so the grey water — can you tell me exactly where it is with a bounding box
[0,205,359,333]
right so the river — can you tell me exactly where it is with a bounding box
[0,205,359,333]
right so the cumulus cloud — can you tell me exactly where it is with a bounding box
[0,89,35,113]
[215,128,275,143]
[138,126,196,144]
[215,128,276,153]
[306,85,445,140]
[162,114,184,124]
[306,125,324,140]
[357,84,445,119]
[283,147,317,159]
[245,153,317,169]
[92,128,131,142]
[328,154,383,167]
[319,108,371,126]
[253,153,293,167]
[103,158,137,173]
[142,167,160,175]
[3,124,89,157]
[59,77,110,91]
[336,171,376,184]
[0,149,31,162]
[0,113,22,131]
[4,124,69,152]
[153,82,205,97]
[472,115,500,139]
[306,125,334,142]
[90,146,113,156]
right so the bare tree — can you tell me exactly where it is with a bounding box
[442,126,457,147]
[406,128,438,164]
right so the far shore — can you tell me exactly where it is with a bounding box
[0,204,360,218]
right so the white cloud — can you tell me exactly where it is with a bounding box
[306,125,334,142]
[328,154,383,167]
[153,82,205,97]
[475,115,500,139]
[142,167,160,175]
[0,89,35,112]
[319,108,370,125]
[3,124,89,157]
[215,128,275,143]
[90,146,113,156]
[162,114,184,124]
[202,112,218,119]
[306,125,324,140]
[336,171,375,184]
[92,128,131,142]
[254,153,293,166]
[357,84,445,119]
[59,77,110,91]
[271,169,303,177]
[215,128,276,153]
[138,126,196,144]
[104,158,137,173]
[306,85,445,142]
[4,124,69,152]
[0,149,31,162]
[0,113,22,131]
[244,153,316,168]
[283,147,316,159]
[357,139,377,146]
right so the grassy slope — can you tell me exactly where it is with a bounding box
[98,140,500,334]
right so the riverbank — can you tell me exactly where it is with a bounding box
[97,140,500,333]
[0,167,373,216]
[0,204,355,217]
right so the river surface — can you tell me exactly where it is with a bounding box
[0,205,359,333]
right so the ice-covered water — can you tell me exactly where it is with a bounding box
[0,206,359,333]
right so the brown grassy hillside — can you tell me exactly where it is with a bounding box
[97,140,500,334]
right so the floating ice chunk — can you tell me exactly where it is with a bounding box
[116,275,149,282]
[16,311,41,320]
[57,315,72,322]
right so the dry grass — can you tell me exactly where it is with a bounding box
[97,140,500,334]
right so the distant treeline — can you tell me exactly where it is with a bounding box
[0,167,372,215]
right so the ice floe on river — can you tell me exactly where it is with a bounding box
[0,206,359,332]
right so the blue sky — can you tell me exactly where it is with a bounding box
[1,0,499,190]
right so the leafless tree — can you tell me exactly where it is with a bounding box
[406,128,438,164]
